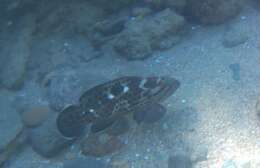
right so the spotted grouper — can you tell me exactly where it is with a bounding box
[56,76,180,138]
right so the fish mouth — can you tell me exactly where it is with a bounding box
[163,77,180,92]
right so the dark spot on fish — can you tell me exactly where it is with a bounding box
[58,76,179,138]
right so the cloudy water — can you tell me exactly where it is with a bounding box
[0,0,259,168]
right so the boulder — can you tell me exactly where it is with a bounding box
[0,14,35,90]
[0,90,23,151]
[113,9,185,60]
[186,0,245,25]
[43,67,109,111]
[28,113,75,158]
[222,22,250,48]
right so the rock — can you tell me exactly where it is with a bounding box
[0,14,35,90]
[106,117,130,136]
[165,0,187,13]
[27,34,100,81]
[156,35,182,50]
[168,154,193,168]
[0,128,27,167]
[26,1,105,81]
[114,33,152,60]
[0,90,23,151]
[90,14,127,48]
[81,134,124,157]
[222,23,250,48]
[63,157,107,168]
[221,160,237,168]
[186,0,245,25]
[93,18,126,37]
[12,82,47,114]
[43,67,108,111]
[28,113,75,158]
[21,105,51,127]
[229,63,240,81]
[88,0,137,13]
[133,104,167,124]
[143,0,164,10]
[43,68,83,111]
[113,8,185,60]
[110,159,130,168]
[131,7,152,18]
[143,0,187,13]
[34,1,105,37]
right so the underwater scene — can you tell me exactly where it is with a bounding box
[0,0,260,167]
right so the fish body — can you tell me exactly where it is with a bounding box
[56,76,180,138]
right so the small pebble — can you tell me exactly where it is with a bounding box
[21,105,50,127]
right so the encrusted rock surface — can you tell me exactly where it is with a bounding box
[113,9,185,60]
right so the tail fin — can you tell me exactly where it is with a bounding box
[56,105,86,138]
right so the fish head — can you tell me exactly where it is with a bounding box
[141,76,180,102]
